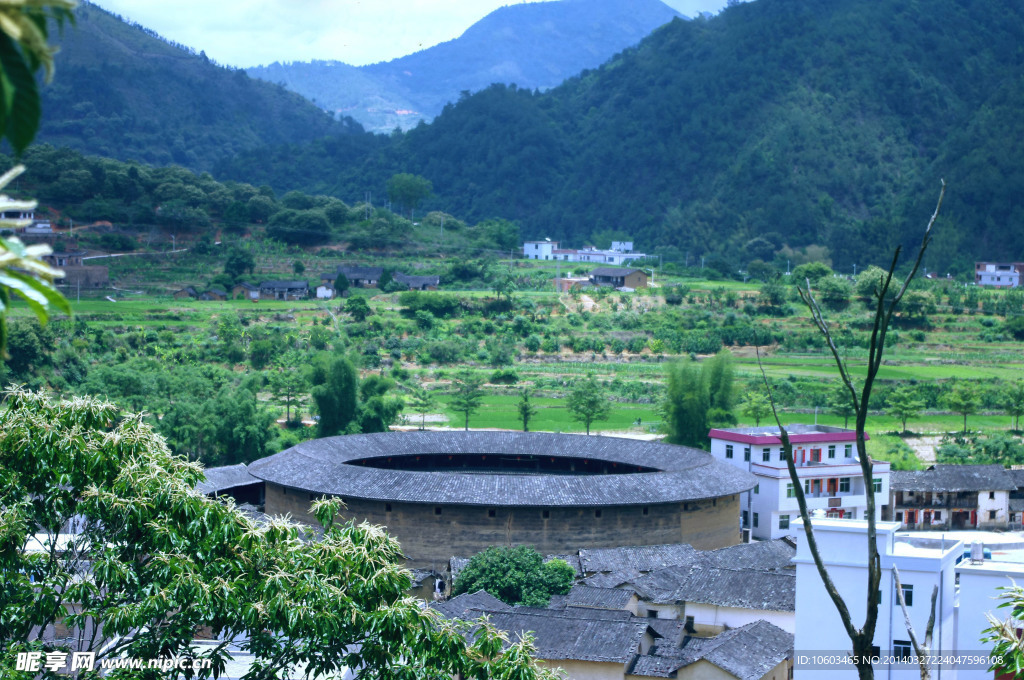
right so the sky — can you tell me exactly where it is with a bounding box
[91,0,733,68]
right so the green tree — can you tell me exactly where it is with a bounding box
[408,386,437,430]
[0,389,555,680]
[567,374,611,435]
[452,546,575,608]
[518,388,539,432]
[663,361,709,447]
[357,374,404,433]
[224,247,255,279]
[828,383,857,428]
[292,259,305,275]
[705,349,735,412]
[945,383,980,434]
[982,582,1024,678]
[386,172,432,217]
[270,364,308,422]
[791,261,833,284]
[886,386,925,434]
[1001,380,1024,430]
[310,355,359,436]
[816,276,852,311]
[739,391,771,426]
[344,295,371,322]
[333,271,350,296]
[450,370,485,431]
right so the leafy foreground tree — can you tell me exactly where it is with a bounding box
[0,389,558,680]
[982,582,1024,677]
[761,182,945,680]
[452,546,575,608]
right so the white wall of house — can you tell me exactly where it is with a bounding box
[794,519,960,680]
[540,659,628,680]
[523,241,557,260]
[315,285,334,299]
[686,602,794,635]
[636,602,679,619]
[978,490,1010,527]
[955,560,1024,680]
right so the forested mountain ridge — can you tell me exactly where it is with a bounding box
[35,2,358,171]
[247,0,683,133]
[218,0,1024,274]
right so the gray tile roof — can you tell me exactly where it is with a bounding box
[580,543,701,574]
[1010,498,1024,513]
[584,569,643,589]
[891,464,1016,492]
[629,565,795,611]
[247,432,756,507]
[591,267,642,277]
[394,272,440,288]
[700,539,796,572]
[1007,469,1024,489]
[196,463,261,495]
[259,280,309,290]
[676,620,793,680]
[431,590,510,619]
[479,608,653,663]
[336,265,383,281]
[566,584,635,610]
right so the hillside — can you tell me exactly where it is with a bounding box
[35,1,357,171]
[247,0,682,133]
[217,0,1024,275]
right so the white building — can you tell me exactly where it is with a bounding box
[975,262,1024,288]
[523,240,558,260]
[793,519,961,680]
[708,426,891,540]
[955,559,1024,680]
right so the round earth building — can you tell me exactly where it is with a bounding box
[248,431,756,568]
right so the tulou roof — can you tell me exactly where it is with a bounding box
[195,463,261,496]
[891,464,1016,492]
[580,543,700,574]
[247,432,756,507]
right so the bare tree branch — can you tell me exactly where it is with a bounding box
[893,564,939,680]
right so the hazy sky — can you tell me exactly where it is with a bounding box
[91,0,734,68]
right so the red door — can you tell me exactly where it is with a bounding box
[971,510,978,526]
[906,510,916,526]
[827,479,838,495]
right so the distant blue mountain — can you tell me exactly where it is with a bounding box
[247,0,683,133]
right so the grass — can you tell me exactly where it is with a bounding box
[436,394,661,433]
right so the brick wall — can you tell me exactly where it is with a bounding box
[266,483,740,568]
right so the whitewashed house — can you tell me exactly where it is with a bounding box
[793,518,961,680]
[523,240,558,260]
[709,426,890,540]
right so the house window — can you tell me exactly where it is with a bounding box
[786,483,795,498]
[779,515,790,530]
[488,508,496,518]
[811,449,821,462]
[595,509,602,518]
[828,445,836,459]
[754,484,760,494]
[744,447,751,462]
[643,506,649,516]
[647,610,658,618]
[934,511,941,520]
[873,478,882,493]
[753,513,759,528]
[742,511,749,527]
[845,444,853,458]
[780,448,788,462]
[434,507,442,515]
[839,478,851,493]
[989,510,997,520]
[989,492,996,500]
[685,616,695,632]
[385,503,392,513]
[763,447,771,462]
[804,480,812,494]
[542,510,550,519]
[726,445,733,459]
[893,640,913,662]
[900,584,913,607]
[896,512,903,522]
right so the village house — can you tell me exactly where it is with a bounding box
[393,272,440,291]
[523,239,649,266]
[315,283,335,299]
[523,240,559,260]
[173,286,198,299]
[232,282,260,300]
[259,280,309,300]
[589,267,648,290]
[888,464,1015,530]
[975,261,1024,287]
[709,426,890,540]
[323,265,384,288]
[199,287,227,301]
[41,250,110,288]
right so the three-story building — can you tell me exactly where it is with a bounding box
[708,425,890,540]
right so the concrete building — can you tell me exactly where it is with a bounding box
[955,559,1024,680]
[793,519,961,680]
[247,432,755,568]
[975,262,1024,288]
[523,240,559,260]
[709,426,890,540]
[890,465,1016,530]
[524,239,649,265]
[590,268,648,290]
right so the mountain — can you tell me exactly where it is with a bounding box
[35,2,359,171]
[218,0,1024,274]
[247,0,683,133]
